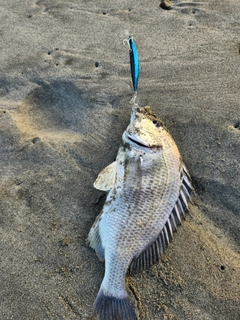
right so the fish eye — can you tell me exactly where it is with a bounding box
[152,120,161,128]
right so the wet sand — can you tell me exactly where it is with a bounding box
[0,1,239,319]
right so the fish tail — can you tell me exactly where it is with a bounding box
[94,289,138,320]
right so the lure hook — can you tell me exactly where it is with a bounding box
[123,38,131,51]
[123,31,132,51]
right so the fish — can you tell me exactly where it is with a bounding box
[88,105,193,320]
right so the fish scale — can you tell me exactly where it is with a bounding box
[120,154,178,250]
[88,105,193,320]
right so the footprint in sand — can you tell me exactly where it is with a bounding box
[11,81,94,142]
[10,80,119,156]
[35,0,74,17]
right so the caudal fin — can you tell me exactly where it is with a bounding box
[94,290,138,320]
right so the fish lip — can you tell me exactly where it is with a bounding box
[125,133,160,151]
[127,135,150,147]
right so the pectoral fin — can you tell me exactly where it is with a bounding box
[93,161,116,191]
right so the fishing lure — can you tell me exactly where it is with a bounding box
[129,36,139,93]
[124,34,140,96]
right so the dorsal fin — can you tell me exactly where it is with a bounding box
[129,215,175,275]
[93,161,116,191]
[129,163,193,275]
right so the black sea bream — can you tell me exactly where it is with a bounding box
[88,105,192,320]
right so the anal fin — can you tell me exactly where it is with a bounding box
[87,217,105,261]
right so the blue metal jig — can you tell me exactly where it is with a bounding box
[124,34,139,94]
[129,37,139,94]
[129,36,139,93]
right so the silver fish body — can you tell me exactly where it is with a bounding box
[88,105,192,320]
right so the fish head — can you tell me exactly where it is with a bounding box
[123,105,165,152]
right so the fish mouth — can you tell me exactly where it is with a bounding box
[126,134,160,151]
[127,136,150,148]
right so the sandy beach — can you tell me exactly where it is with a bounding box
[0,0,239,319]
